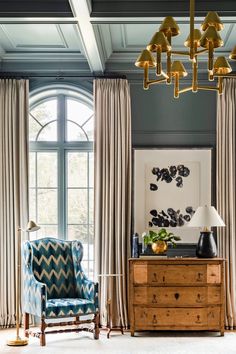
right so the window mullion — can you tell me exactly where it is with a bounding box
[58,95,66,239]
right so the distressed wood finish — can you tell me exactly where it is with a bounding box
[129,258,225,336]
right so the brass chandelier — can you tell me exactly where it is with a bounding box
[135,0,236,98]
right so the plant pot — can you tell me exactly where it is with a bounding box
[151,241,168,254]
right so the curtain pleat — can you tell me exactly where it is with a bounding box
[217,78,236,329]
[94,79,132,328]
[0,79,29,327]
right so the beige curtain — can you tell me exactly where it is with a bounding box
[0,79,29,327]
[217,78,236,329]
[94,79,132,328]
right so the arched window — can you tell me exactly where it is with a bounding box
[29,85,94,277]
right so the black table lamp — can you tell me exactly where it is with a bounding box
[188,205,225,258]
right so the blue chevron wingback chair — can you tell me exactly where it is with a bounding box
[22,237,99,346]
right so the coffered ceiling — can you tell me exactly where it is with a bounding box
[0,0,236,76]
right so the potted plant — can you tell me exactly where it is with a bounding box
[142,228,181,255]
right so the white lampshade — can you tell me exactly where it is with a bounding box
[26,220,40,232]
[188,205,225,228]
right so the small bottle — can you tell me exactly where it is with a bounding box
[132,233,139,258]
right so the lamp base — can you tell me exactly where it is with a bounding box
[196,231,217,258]
[7,337,28,346]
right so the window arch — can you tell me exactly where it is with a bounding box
[29,85,94,277]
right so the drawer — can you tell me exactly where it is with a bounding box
[133,286,221,306]
[134,306,220,328]
[133,264,207,284]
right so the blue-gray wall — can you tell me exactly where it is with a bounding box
[130,82,216,148]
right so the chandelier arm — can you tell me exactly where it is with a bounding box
[192,56,198,92]
[156,47,162,76]
[208,41,214,72]
[179,87,193,94]
[171,51,190,56]
[214,74,236,78]
[174,74,179,98]
[218,77,223,95]
[147,78,167,86]
[195,49,209,55]
[198,86,219,92]
[143,62,149,89]
[166,32,172,84]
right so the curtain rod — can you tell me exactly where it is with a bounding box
[0,73,127,79]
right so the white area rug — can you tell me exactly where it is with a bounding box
[1,329,236,354]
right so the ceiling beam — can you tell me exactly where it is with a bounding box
[69,0,105,74]
[91,0,236,18]
[0,1,73,17]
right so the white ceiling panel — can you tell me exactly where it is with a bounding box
[0,23,83,52]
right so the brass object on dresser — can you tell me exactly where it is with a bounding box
[129,258,225,336]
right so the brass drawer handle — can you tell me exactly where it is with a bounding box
[174,293,180,300]
[196,293,202,303]
[196,272,203,281]
[152,294,157,303]
[152,315,157,324]
[152,272,158,282]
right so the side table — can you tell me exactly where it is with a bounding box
[97,273,124,338]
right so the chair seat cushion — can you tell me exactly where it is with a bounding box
[46,298,96,318]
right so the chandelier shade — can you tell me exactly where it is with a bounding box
[200,26,223,48]
[171,61,188,77]
[213,56,232,75]
[184,29,202,48]
[135,49,156,68]
[201,11,224,32]
[159,16,180,37]
[147,31,171,52]
[229,46,236,60]
[135,0,236,98]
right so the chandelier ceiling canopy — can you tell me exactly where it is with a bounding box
[135,0,236,98]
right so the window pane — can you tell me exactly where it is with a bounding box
[37,121,57,141]
[67,152,87,188]
[29,152,36,187]
[67,225,88,242]
[30,99,57,142]
[29,188,36,221]
[37,225,58,238]
[67,189,88,224]
[38,189,58,224]
[89,153,94,187]
[83,117,94,141]
[29,117,41,141]
[67,121,87,141]
[37,152,57,187]
[67,98,93,125]
[89,190,94,224]
[31,99,57,126]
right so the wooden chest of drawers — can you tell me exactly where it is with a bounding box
[129,258,225,336]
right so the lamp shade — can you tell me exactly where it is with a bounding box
[188,205,225,228]
[26,220,40,232]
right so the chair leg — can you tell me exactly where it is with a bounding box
[24,313,29,338]
[40,319,46,346]
[94,313,100,340]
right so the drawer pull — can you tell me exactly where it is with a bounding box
[196,294,202,303]
[174,293,180,300]
[163,276,165,282]
[152,294,157,303]
[152,315,157,324]
[196,315,201,323]
[196,272,203,282]
[152,273,158,282]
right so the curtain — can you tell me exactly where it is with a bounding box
[0,79,29,327]
[94,79,132,328]
[217,78,236,329]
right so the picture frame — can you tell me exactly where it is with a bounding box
[133,147,213,245]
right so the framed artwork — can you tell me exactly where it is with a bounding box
[133,148,212,243]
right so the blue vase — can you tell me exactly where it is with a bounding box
[132,233,139,258]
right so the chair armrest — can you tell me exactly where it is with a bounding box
[75,274,99,310]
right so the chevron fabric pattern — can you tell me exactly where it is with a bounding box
[22,237,99,319]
